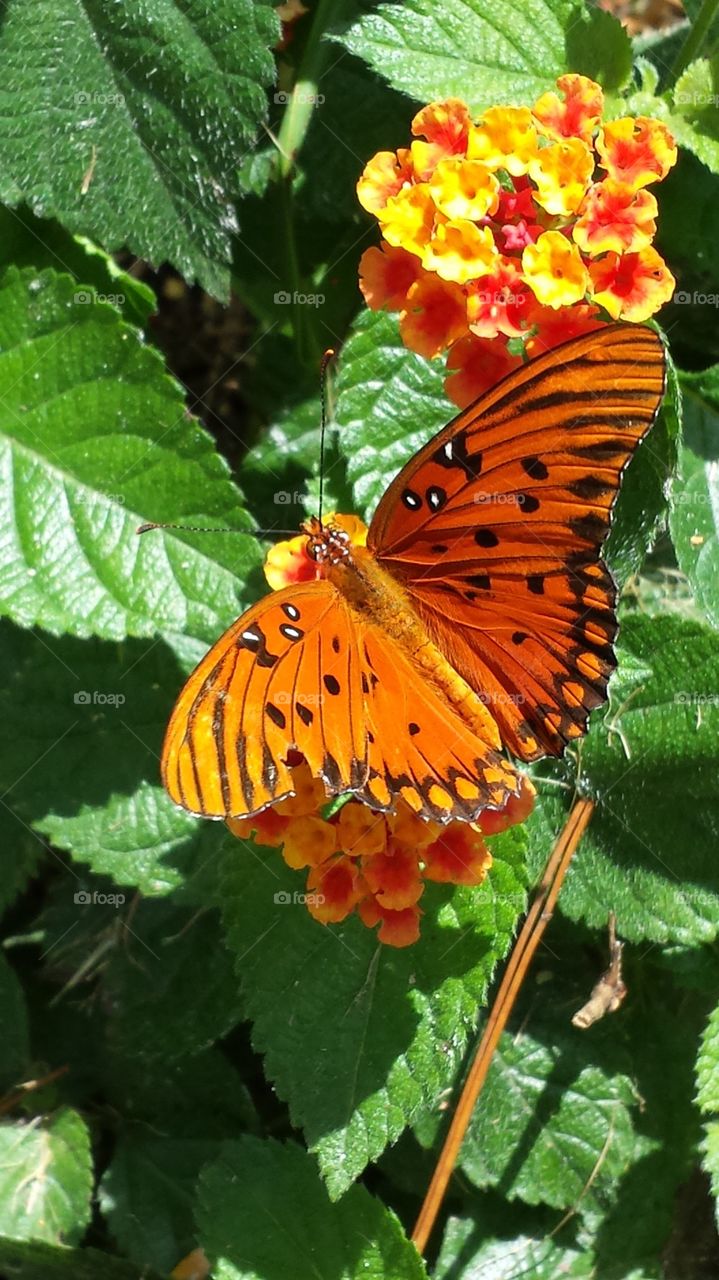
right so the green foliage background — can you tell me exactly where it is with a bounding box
[0,1,718,1277]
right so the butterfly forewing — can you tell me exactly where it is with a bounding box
[368,325,666,759]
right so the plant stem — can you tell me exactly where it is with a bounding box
[411,796,595,1257]
[669,0,719,84]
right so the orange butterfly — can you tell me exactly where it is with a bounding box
[162,324,665,825]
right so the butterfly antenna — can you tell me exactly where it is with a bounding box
[318,348,336,526]
[136,522,297,538]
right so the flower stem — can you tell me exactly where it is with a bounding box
[669,0,719,85]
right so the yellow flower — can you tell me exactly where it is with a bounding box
[429,157,500,221]
[522,230,589,308]
[378,184,436,257]
[588,246,675,321]
[528,137,594,216]
[532,74,604,145]
[357,148,413,214]
[422,219,497,284]
[467,106,538,175]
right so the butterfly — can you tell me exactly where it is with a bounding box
[162,324,665,826]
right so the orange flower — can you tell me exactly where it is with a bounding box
[307,856,366,924]
[281,815,338,869]
[572,180,658,256]
[422,824,492,885]
[227,807,291,848]
[362,842,424,909]
[596,117,677,191]
[588,246,675,321]
[523,300,603,360]
[532,74,604,145]
[357,148,413,215]
[410,98,472,179]
[358,897,422,947]
[445,334,523,409]
[528,137,594,216]
[358,243,422,311]
[466,257,532,339]
[400,275,468,359]
[522,231,589,308]
[336,801,387,856]
[477,774,536,835]
[468,106,538,175]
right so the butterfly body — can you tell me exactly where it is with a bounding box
[162,325,666,826]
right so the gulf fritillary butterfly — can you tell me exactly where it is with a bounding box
[162,324,665,826]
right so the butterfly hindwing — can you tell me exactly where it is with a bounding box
[368,325,666,759]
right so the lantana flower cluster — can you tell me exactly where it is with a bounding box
[228,753,535,947]
[226,514,535,947]
[357,75,677,407]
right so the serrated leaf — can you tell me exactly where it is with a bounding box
[0,1108,92,1245]
[195,1137,427,1280]
[0,206,156,330]
[671,60,719,176]
[219,827,527,1197]
[534,614,719,944]
[565,5,633,92]
[435,1212,593,1279]
[0,0,279,298]
[0,267,260,647]
[697,1001,719,1226]
[459,1030,639,1214]
[337,0,578,114]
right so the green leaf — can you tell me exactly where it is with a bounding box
[435,1211,593,1279]
[102,900,245,1063]
[0,206,156,330]
[195,1137,427,1280]
[458,1030,639,1213]
[0,0,279,298]
[0,267,260,647]
[671,60,719,176]
[0,1108,92,1245]
[0,952,30,1093]
[697,1001,719,1227]
[335,310,451,519]
[219,827,527,1197]
[536,613,719,944]
[565,5,633,92]
[336,0,578,114]
[670,366,719,628]
[100,1132,218,1273]
[0,1238,165,1280]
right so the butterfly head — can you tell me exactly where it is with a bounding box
[302,515,352,567]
